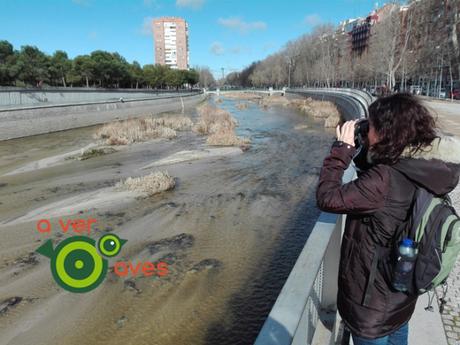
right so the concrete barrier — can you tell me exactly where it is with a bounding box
[0,87,197,107]
[0,93,205,141]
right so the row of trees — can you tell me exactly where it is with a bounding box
[0,40,216,89]
[226,0,460,95]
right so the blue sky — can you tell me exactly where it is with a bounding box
[1,0,379,77]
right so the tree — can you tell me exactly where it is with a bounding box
[185,69,199,87]
[15,45,50,86]
[165,69,186,89]
[109,52,130,88]
[49,50,71,87]
[129,61,143,89]
[0,40,16,85]
[72,55,95,87]
[143,64,169,88]
[196,66,216,88]
[368,3,413,91]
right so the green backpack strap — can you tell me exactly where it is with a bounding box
[409,186,434,245]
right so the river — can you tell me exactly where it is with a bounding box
[0,96,334,345]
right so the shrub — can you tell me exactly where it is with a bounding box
[94,115,192,145]
[192,104,237,135]
[116,171,175,196]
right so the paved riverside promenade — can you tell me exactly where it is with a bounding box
[414,99,460,345]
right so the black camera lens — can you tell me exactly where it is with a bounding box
[355,119,369,134]
[353,118,373,171]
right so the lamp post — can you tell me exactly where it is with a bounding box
[285,54,300,89]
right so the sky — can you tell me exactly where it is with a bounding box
[0,0,380,78]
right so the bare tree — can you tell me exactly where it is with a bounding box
[240,0,458,94]
[368,3,413,90]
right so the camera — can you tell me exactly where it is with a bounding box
[353,118,373,171]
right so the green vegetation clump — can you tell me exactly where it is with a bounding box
[0,40,203,88]
[78,147,117,160]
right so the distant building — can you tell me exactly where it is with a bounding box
[338,18,361,34]
[349,17,372,55]
[152,17,189,70]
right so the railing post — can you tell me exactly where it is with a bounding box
[320,164,354,312]
[320,214,343,311]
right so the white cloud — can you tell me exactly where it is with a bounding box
[218,17,267,34]
[176,0,204,9]
[304,14,322,26]
[210,42,224,56]
[141,17,154,36]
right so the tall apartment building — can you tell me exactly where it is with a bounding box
[152,17,189,70]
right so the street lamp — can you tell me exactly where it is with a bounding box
[285,54,300,89]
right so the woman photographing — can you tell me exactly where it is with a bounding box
[316,93,460,345]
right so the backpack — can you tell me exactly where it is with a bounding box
[393,184,460,309]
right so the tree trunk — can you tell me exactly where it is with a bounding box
[85,76,89,88]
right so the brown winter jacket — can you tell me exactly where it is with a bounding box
[316,135,460,339]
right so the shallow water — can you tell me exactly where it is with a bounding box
[0,97,335,345]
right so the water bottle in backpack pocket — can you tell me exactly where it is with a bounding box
[392,238,417,292]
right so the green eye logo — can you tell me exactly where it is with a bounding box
[36,234,127,293]
[98,234,125,257]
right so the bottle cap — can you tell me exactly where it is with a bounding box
[402,238,413,247]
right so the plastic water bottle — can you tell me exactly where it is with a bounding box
[392,238,417,292]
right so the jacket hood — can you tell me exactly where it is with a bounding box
[390,134,460,195]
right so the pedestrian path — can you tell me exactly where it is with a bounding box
[424,100,460,137]
[426,100,460,345]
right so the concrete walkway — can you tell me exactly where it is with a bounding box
[420,100,460,345]
[424,100,460,137]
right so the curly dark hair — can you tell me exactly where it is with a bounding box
[368,93,439,165]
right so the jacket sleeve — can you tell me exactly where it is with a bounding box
[316,141,390,215]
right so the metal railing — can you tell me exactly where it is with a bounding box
[254,88,374,345]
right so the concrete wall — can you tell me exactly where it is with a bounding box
[287,88,372,121]
[0,88,196,107]
[0,93,205,141]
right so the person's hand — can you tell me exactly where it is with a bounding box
[336,120,358,147]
